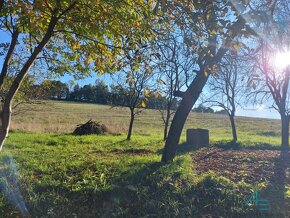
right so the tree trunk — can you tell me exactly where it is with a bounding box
[0,30,19,89]
[0,17,58,151]
[281,115,289,148]
[229,114,237,143]
[161,71,209,162]
[163,107,171,141]
[163,120,169,141]
[0,103,11,151]
[127,108,135,140]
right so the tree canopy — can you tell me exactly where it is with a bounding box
[0,0,159,149]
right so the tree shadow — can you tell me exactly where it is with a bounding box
[14,161,165,217]
[261,148,290,216]
[212,141,281,151]
[97,146,289,217]
[244,143,282,151]
[212,141,242,150]
[77,161,165,217]
[156,141,200,156]
[157,141,281,158]
[175,142,200,155]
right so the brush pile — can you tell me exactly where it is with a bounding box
[73,119,110,135]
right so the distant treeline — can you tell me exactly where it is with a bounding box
[33,80,180,111]
[192,105,227,114]
[33,80,226,114]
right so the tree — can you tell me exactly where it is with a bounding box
[192,104,214,114]
[155,31,194,140]
[38,80,69,100]
[94,80,110,104]
[67,81,110,104]
[0,74,44,116]
[246,0,290,148]
[206,54,247,143]
[250,43,290,148]
[0,0,155,150]
[146,92,168,110]
[81,84,96,102]
[111,61,153,140]
[70,84,80,100]
[161,0,255,162]
[109,32,158,140]
[215,109,228,115]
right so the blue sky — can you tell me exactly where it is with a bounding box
[0,31,280,120]
[236,107,279,120]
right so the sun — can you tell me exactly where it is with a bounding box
[274,50,290,70]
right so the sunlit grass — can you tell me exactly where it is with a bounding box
[0,101,287,217]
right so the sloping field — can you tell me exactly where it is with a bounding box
[0,101,288,217]
[11,101,282,145]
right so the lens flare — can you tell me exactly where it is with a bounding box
[274,50,290,70]
[0,156,29,216]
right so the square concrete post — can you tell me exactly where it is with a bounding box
[186,128,209,147]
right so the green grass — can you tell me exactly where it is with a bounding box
[11,101,282,141]
[0,101,288,217]
[0,133,257,217]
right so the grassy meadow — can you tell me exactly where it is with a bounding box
[10,101,282,145]
[0,101,289,217]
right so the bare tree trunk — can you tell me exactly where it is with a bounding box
[229,114,237,143]
[161,71,209,162]
[0,30,19,89]
[163,107,171,141]
[0,100,12,150]
[127,108,135,140]
[0,17,58,151]
[163,120,169,141]
[281,115,289,148]
[0,30,19,149]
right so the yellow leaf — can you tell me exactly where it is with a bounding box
[84,56,93,66]
[206,14,211,20]
[141,100,146,108]
[155,93,161,98]
[72,43,80,50]
[144,89,150,96]
[147,67,152,73]
[210,29,216,36]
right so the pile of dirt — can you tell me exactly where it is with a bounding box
[73,119,110,135]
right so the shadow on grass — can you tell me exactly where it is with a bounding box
[91,159,254,217]
[0,161,164,217]
[157,140,281,159]
[211,141,242,150]
[261,148,290,216]
[3,152,283,217]
[156,141,200,156]
[212,141,281,151]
